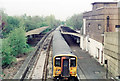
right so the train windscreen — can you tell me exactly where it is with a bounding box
[70,58,76,67]
[55,57,61,67]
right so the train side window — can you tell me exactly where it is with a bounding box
[70,58,76,67]
[55,58,61,67]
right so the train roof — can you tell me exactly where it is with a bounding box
[52,28,75,57]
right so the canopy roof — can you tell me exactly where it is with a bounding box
[26,26,48,36]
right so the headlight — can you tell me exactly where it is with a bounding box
[56,71,60,74]
[70,72,75,74]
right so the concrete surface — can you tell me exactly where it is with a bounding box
[63,34,107,79]
[31,51,46,79]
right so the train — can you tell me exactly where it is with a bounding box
[52,26,78,80]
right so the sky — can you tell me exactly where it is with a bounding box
[0,0,119,21]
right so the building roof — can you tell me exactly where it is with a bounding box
[92,2,118,5]
[26,26,48,36]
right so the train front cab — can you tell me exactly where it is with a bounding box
[53,55,77,80]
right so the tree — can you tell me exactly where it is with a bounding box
[1,11,62,66]
[2,39,16,65]
[8,27,30,56]
[2,26,31,66]
[66,13,83,30]
[0,8,7,23]
[2,16,20,37]
[23,15,48,32]
[45,15,61,28]
[45,15,56,28]
[0,9,7,33]
[24,19,37,31]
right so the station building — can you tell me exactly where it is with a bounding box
[80,1,120,78]
[81,2,119,64]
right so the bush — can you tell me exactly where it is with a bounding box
[2,16,20,37]
[2,39,16,65]
[8,27,30,56]
[2,27,31,65]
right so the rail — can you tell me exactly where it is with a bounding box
[42,34,53,81]
[13,28,55,80]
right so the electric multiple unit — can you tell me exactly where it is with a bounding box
[52,27,77,80]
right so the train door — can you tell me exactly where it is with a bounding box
[61,57,70,77]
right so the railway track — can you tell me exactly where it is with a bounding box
[27,32,53,80]
[13,29,54,81]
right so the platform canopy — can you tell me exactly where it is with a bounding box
[26,26,49,36]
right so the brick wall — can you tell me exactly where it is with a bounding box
[92,2,117,10]
[83,2,118,43]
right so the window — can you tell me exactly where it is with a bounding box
[88,23,90,27]
[55,58,61,67]
[101,51,103,64]
[70,58,76,67]
[98,24,101,30]
[97,48,100,59]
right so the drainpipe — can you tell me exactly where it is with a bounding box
[105,60,108,79]
[107,16,110,32]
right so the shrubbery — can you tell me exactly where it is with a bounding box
[2,27,31,65]
[2,16,20,37]
[8,27,30,56]
[2,38,16,65]
[1,10,61,66]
